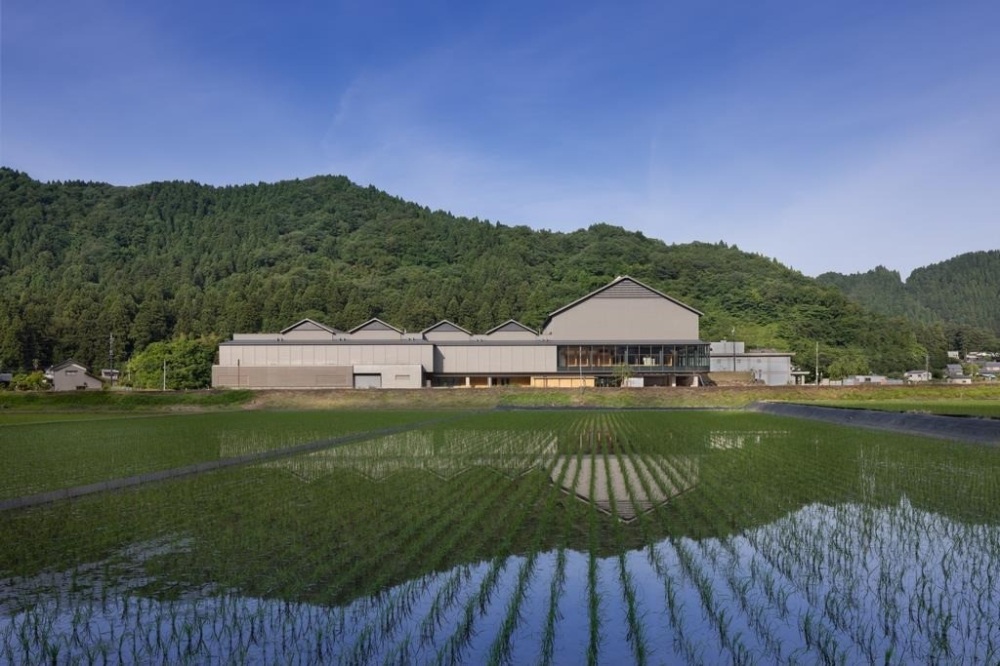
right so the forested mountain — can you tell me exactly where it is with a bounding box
[818,251,1000,355]
[0,167,969,379]
[816,267,938,324]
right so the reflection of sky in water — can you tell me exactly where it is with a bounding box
[550,455,698,521]
[708,430,789,450]
[4,499,998,664]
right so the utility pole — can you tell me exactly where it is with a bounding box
[815,341,820,386]
[108,332,115,386]
[162,358,167,391]
[731,329,737,372]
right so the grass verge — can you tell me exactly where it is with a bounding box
[1,384,998,415]
[0,389,254,413]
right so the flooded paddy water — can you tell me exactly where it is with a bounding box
[2,409,999,664]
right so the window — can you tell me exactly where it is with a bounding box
[557,344,709,372]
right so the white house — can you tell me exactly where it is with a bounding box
[904,370,932,383]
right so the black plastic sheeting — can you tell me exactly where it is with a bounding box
[753,402,1000,446]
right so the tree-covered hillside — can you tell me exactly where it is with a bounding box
[818,251,1000,356]
[0,168,937,379]
[816,267,938,324]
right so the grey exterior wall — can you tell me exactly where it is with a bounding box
[218,343,434,371]
[542,298,699,341]
[709,353,792,386]
[283,330,336,341]
[484,322,538,340]
[424,330,473,341]
[213,365,352,388]
[350,330,403,340]
[233,333,282,341]
[434,344,557,374]
[212,363,424,389]
[353,374,382,389]
[710,341,745,355]
[485,330,538,341]
[350,320,403,340]
[354,364,423,388]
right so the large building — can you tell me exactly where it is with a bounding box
[212,276,711,389]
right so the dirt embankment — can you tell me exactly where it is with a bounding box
[753,402,1000,445]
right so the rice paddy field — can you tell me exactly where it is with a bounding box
[2,407,1000,664]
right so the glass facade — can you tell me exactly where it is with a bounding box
[557,344,710,373]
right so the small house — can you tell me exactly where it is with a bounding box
[846,375,888,385]
[903,370,932,383]
[49,360,103,391]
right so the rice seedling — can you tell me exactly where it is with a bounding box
[434,558,508,666]
[537,549,567,666]
[0,410,441,501]
[418,566,473,647]
[485,554,537,666]
[3,409,1000,663]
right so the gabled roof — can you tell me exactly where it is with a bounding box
[484,320,538,336]
[50,359,90,372]
[349,318,403,335]
[421,320,473,336]
[280,318,342,335]
[546,275,703,319]
[48,359,103,383]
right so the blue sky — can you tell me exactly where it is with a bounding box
[3,1,998,278]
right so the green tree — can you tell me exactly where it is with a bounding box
[613,363,633,387]
[2,166,995,381]
[826,348,870,379]
[12,371,48,391]
[127,335,219,389]
[131,293,171,350]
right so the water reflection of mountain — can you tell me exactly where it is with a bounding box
[708,430,789,450]
[7,499,998,664]
[5,421,999,627]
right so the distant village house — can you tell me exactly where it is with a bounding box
[903,370,932,383]
[47,360,103,391]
